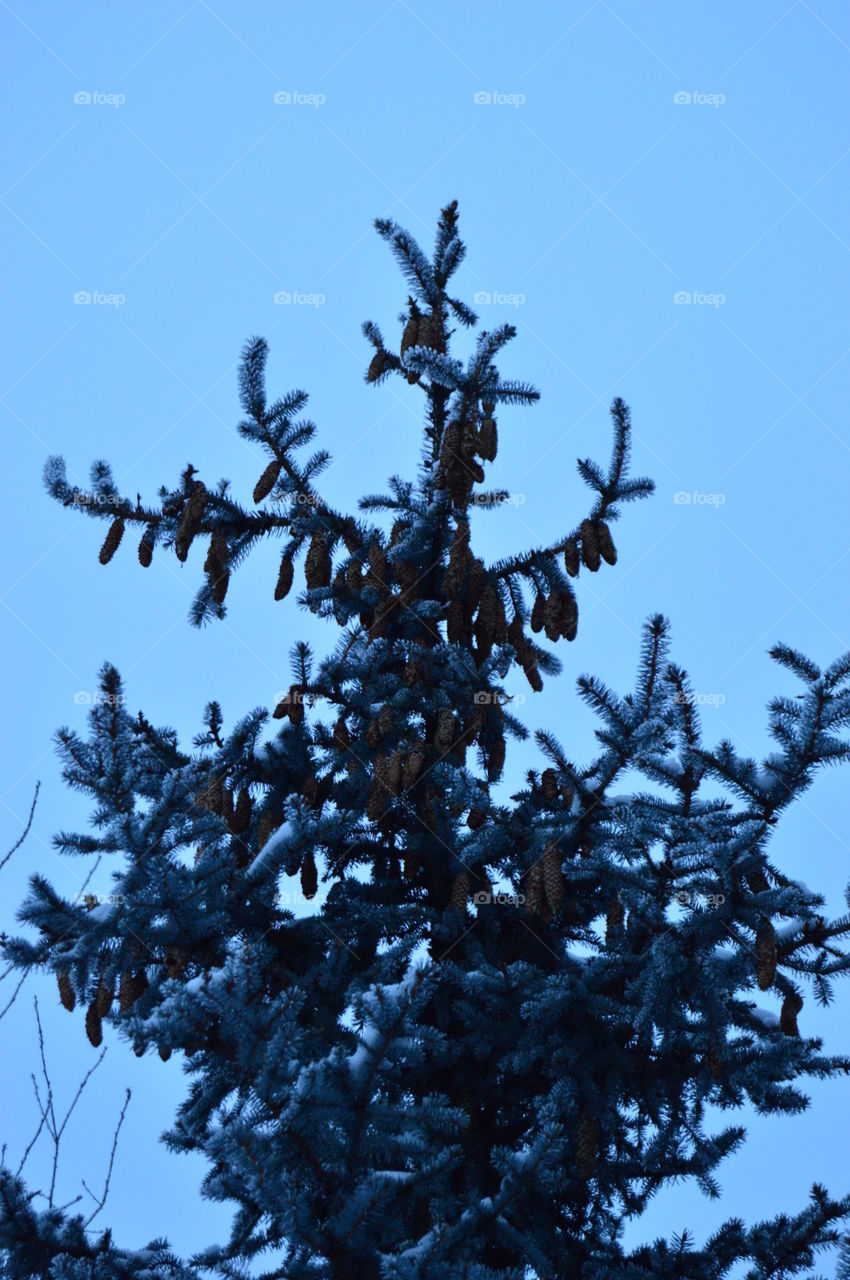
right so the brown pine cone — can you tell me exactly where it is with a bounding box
[780,991,803,1037]
[543,593,562,642]
[257,810,281,851]
[231,789,252,834]
[378,704,394,737]
[118,970,148,1013]
[478,418,497,462]
[488,734,506,782]
[305,530,331,589]
[404,658,425,687]
[301,850,318,900]
[367,350,386,383]
[542,844,565,913]
[540,769,559,804]
[525,862,545,917]
[175,481,207,561]
[530,592,546,634]
[449,872,470,913]
[85,1002,103,1048]
[563,540,580,578]
[756,924,777,990]
[403,742,427,789]
[57,973,75,1012]
[95,979,114,1017]
[367,539,388,590]
[467,807,486,831]
[158,1045,172,1062]
[99,518,125,565]
[559,589,578,642]
[580,520,601,572]
[138,528,155,567]
[435,708,456,752]
[275,552,294,601]
[706,1042,726,1080]
[386,750,404,796]
[606,893,625,946]
[597,521,617,566]
[253,460,282,504]
[575,1111,598,1179]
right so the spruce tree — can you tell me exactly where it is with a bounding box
[4,201,850,1279]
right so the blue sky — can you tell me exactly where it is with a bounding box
[2,0,850,1268]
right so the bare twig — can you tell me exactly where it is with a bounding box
[83,1087,131,1226]
[0,965,30,1021]
[0,780,40,873]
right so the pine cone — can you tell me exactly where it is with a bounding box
[756,924,777,990]
[304,530,331,589]
[118,970,147,1013]
[99,518,125,565]
[580,520,601,572]
[543,593,562,642]
[138,528,155,567]
[367,539,389,591]
[206,531,230,605]
[301,776,320,807]
[253,459,282,504]
[467,807,486,830]
[257,810,280,851]
[158,1045,172,1062]
[478,417,497,462]
[416,311,444,352]
[288,686,305,727]
[366,718,381,747]
[521,656,543,693]
[275,552,294,601]
[386,750,404,797]
[404,658,425,687]
[378,704,394,737]
[333,717,351,752]
[597,521,617,566]
[175,482,207,561]
[435,708,456,753]
[575,1111,598,1179]
[403,742,427,789]
[450,872,470,913]
[563,540,580,578]
[57,973,75,1012]
[95,979,114,1017]
[367,350,386,383]
[747,870,770,894]
[366,777,385,822]
[541,768,559,804]
[231,789,252,834]
[706,1042,726,1080]
[85,1002,103,1048]
[780,991,803,1037]
[346,558,364,591]
[220,785,235,828]
[530,593,546,634]
[559,589,578,642]
[446,598,466,645]
[400,303,420,360]
[542,844,565,913]
[301,850,318,900]
[526,862,545,917]
[606,893,625,946]
[488,733,506,782]
[164,949,188,978]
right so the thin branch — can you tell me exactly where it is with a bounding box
[0,780,40,872]
[83,1087,132,1226]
